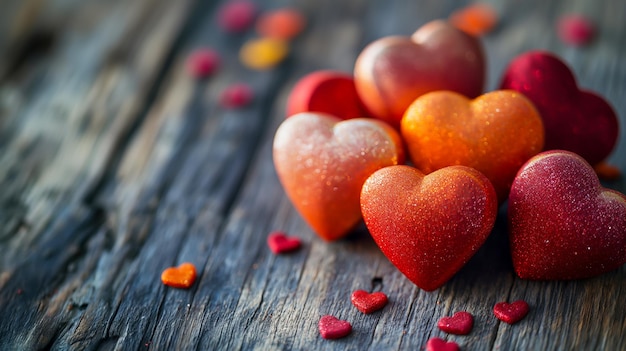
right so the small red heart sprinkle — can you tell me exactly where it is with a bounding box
[426,337,460,351]
[267,231,301,254]
[186,49,220,78]
[217,1,257,33]
[220,83,254,108]
[161,262,197,289]
[350,290,388,314]
[493,300,529,324]
[437,311,474,335]
[318,315,352,339]
[557,14,595,46]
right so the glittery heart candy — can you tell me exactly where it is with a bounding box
[437,311,474,335]
[273,113,404,241]
[500,51,619,166]
[350,290,388,314]
[508,150,626,280]
[161,263,197,289]
[361,165,497,291]
[318,315,352,339]
[401,90,544,202]
[493,300,529,324]
[426,337,460,351]
[286,70,367,120]
[267,231,301,254]
[354,20,485,129]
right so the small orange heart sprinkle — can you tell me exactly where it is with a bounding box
[161,262,197,289]
[594,161,622,181]
[239,37,289,70]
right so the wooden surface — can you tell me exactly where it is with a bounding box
[1,0,625,350]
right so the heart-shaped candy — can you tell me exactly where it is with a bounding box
[401,90,544,202]
[508,150,626,280]
[437,311,474,335]
[361,165,497,291]
[286,70,367,120]
[161,263,197,289]
[350,290,388,314]
[318,315,352,339]
[267,231,301,254]
[500,51,619,166]
[426,338,460,351]
[273,112,403,241]
[493,300,529,324]
[354,20,485,129]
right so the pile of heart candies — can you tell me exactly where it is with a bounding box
[273,19,625,296]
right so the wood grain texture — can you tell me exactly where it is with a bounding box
[1,0,625,350]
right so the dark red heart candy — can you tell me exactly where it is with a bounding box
[500,51,618,166]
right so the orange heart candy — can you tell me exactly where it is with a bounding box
[161,262,197,289]
[401,90,544,202]
[273,112,404,241]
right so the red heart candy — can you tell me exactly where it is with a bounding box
[217,1,257,33]
[508,151,626,280]
[186,49,220,78]
[426,337,460,351]
[318,315,352,339]
[350,290,388,314]
[493,300,529,324]
[361,165,497,291]
[286,70,368,120]
[267,231,301,254]
[500,51,619,166]
[557,14,595,46]
[273,113,404,241]
[161,263,197,289]
[354,20,485,128]
[437,311,474,335]
[220,83,254,108]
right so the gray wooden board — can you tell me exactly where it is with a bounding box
[1,0,625,350]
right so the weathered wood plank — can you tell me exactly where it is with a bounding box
[0,0,197,349]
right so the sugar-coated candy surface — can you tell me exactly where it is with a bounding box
[401,90,544,203]
[500,51,619,166]
[318,315,352,339]
[493,300,530,324]
[273,113,403,241]
[350,290,388,314]
[354,20,485,129]
[360,165,497,291]
[437,311,474,335]
[286,70,367,120]
[508,151,626,280]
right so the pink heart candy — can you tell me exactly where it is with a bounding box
[318,315,352,339]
